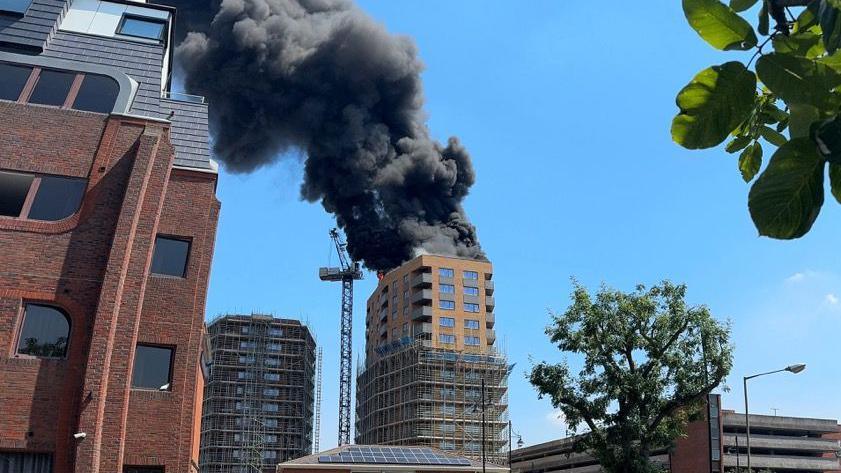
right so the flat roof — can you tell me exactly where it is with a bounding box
[279,445,508,473]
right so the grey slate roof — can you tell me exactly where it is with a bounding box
[1,0,213,170]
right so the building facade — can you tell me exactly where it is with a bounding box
[511,394,841,473]
[356,255,508,465]
[200,315,317,473]
[0,0,220,471]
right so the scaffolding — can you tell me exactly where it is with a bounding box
[355,341,510,465]
[199,314,317,473]
[313,347,323,454]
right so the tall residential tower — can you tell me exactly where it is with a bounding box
[200,315,317,473]
[356,255,509,465]
[0,0,220,471]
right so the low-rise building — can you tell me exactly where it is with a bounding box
[511,395,841,473]
[277,445,508,473]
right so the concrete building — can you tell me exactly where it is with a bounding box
[510,395,841,473]
[200,315,317,473]
[277,445,508,473]
[355,255,509,465]
[0,0,219,471]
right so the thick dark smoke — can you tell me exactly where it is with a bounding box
[173,0,484,270]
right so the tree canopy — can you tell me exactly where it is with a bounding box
[530,281,733,473]
[673,0,841,239]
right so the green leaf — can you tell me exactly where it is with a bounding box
[755,53,841,108]
[672,62,757,149]
[772,32,825,58]
[748,138,825,239]
[758,1,770,36]
[726,136,752,153]
[819,0,841,54]
[683,0,759,50]
[760,125,788,146]
[830,163,841,203]
[730,0,759,12]
[789,103,821,138]
[739,142,763,182]
[814,115,841,163]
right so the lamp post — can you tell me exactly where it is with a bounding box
[744,363,806,471]
[508,420,523,469]
[481,378,486,473]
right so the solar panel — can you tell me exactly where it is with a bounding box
[317,446,472,466]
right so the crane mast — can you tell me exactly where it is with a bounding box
[318,228,363,446]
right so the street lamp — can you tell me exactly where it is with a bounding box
[744,363,806,471]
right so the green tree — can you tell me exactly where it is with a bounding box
[673,0,841,239]
[529,281,733,473]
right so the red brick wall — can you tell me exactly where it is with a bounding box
[0,100,219,473]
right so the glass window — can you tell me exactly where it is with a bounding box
[439,268,454,278]
[131,344,173,390]
[464,286,479,296]
[442,424,455,433]
[402,306,408,316]
[403,290,409,300]
[262,403,278,412]
[465,319,480,330]
[72,74,119,113]
[29,69,75,107]
[464,270,479,280]
[268,327,282,336]
[264,388,279,397]
[117,15,166,41]
[0,63,32,101]
[0,171,34,217]
[27,175,86,221]
[240,341,255,349]
[439,334,455,344]
[439,317,455,328]
[441,405,455,415]
[150,236,190,277]
[464,303,480,313]
[16,303,70,358]
[439,300,455,310]
[238,355,254,364]
[465,336,480,346]
[439,284,455,294]
[264,373,280,381]
[124,467,164,473]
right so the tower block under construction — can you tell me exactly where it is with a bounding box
[355,255,509,465]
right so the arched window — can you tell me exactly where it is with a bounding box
[17,303,70,358]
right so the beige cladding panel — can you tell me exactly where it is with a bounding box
[365,255,493,354]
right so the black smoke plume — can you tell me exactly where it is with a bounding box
[173,0,484,271]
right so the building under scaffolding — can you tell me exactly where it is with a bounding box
[356,341,510,465]
[356,255,509,465]
[199,314,316,473]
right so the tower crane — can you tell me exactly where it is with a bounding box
[319,228,363,446]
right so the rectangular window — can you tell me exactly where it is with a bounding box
[0,63,33,101]
[265,357,279,366]
[441,405,455,415]
[402,306,408,317]
[124,467,164,473]
[131,344,173,390]
[464,303,480,313]
[150,236,190,277]
[238,355,254,364]
[0,171,85,221]
[267,342,281,351]
[439,334,455,344]
[403,290,409,300]
[442,424,455,433]
[439,268,454,278]
[264,373,280,381]
[262,403,279,412]
[439,300,455,310]
[402,323,409,335]
[439,284,455,294]
[240,341,255,350]
[465,336,480,346]
[439,317,455,328]
[117,15,167,41]
[464,270,479,280]
[268,327,283,337]
[264,388,280,397]
[72,74,119,113]
[465,319,480,330]
[28,69,75,107]
[464,286,479,296]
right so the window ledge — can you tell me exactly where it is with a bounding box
[0,213,80,234]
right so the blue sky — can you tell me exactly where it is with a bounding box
[203,1,841,449]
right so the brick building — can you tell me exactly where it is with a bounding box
[510,394,841,473]
[355,255,509,465]
[0,0,220,471]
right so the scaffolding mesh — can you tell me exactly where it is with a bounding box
[356,341,510,465]
[199,314,316,473]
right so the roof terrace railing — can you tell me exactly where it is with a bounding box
[162,90,206,104]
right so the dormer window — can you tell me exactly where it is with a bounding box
[0,0,33,16]
[117,15,166,42]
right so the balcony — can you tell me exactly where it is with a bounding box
[723,433,839,452]
[486,329,496,344]
[412,305,433,321]
[412,272,433,288]
[485,296,495,310]
[463,278,479,288]
[379,324,388,338]
[412,289,432,304]
[485,279,494,294]
[722,453,839,471]
[486,313,495,327]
